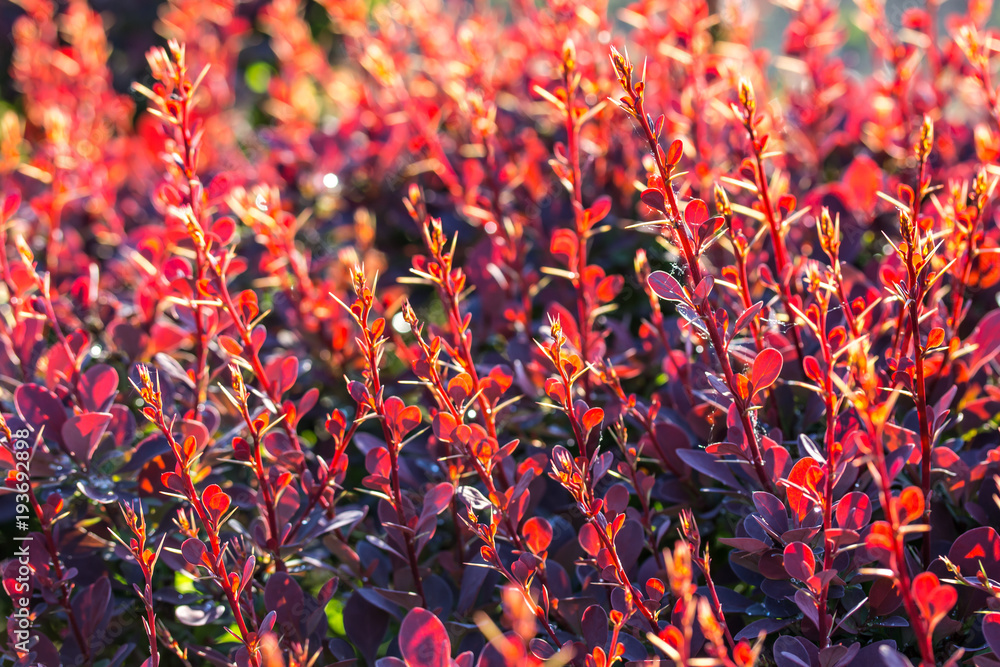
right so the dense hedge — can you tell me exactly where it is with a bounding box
[3,1,1000,666]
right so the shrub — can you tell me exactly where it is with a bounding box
[3,0,1000,665]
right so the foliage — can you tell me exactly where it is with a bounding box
[3,0,1000,666]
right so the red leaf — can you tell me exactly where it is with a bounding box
[250,325,266,353]
[448,373,474,404]
[581,407,604,435]
[202,484,231,526]
[296,387,319,424]
[62,412,113,463]
[385,397,422,440]
[399,607,450,667]
[733,302,762,336]
[803,355,822,383]
[648,271,686,302]
[828,326,846,352]
[783,542,815,581]
[587,195,612,226]
[550,228,578,266]
[865,521,895,556]
[895,486,924,525]
[219,335,243,356]
[666,139,684,165]
[835,492,872,531]
[365,447,390,477]
[433,412,458,441]
[523,517,553,553]
[579,522,601,557]
[732,374,751,401]
[684,199,709,228]
[79,364,119,412]
[421,483,454,519]
[750,348,783,397]
[211,216,236,245]
[911,572,956,634]
[693,276,714,303]
[926,327,945,349]
[654,115,665,138]
[480,365,513,404]
[236,289,259,322]
[785,457,820,521]
[2,191,20,219]
[843,154,882,211]
[646,577,665,602]
[279,356,299,394]
[544,377,566,404]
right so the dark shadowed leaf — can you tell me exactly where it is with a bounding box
[773,635,817,667]
[734,617,792,641]
[73,577,111,638]
[753,492,789,534]
[264,573,305,632]
[582,604,609,649]
[984,613,1000,657]
[344,591,389,665]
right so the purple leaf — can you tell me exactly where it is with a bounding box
[15,384,67,448]
[73,577,111,639]
[968,310,1000,376]
[79,364,119,412]
[984,613,1000,656]
[752,492,789,534]
[733,302,763,337]
[648,271,686,302]
[265,573,305,632]
[181,538,208,567]
[62,412,113,463]
[751,348,783,397]
[400,607,450,667]
[784,542,816,581]
[581,604,609,650]
[344,591,390,665]
[640,188,666,211]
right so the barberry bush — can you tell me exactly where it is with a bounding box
[3,0,1000,665]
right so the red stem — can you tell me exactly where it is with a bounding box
[144,395,260,667]
[563,62,593,399]
[616,65,775,493]
[30,491,91,665]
